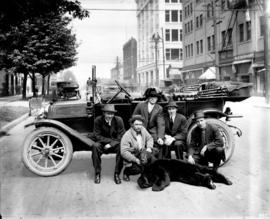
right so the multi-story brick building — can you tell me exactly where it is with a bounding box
[123,37,137,83]
[135,0,183,90]
[182,0,267,95]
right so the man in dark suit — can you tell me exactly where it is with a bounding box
[163,100,187,159]
[132,88,165,158]
[91,104,125,184]
[187,111,226,170]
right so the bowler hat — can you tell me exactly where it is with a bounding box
[165,100,178,109]
[102,104,117,113]
[129,114,145,124]
[193,111,205,120]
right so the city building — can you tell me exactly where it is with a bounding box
[135,0,183,90]
[182,0,267,95]
[123,37,137,83]
[110,56,123,82]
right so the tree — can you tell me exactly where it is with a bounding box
[0,0,89,98]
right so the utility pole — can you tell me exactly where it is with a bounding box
[161,28,166,80]
[213,0,220,81]
[264,0,270,103]
[152,32,160,87]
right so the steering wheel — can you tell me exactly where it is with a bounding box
[115,80,131,98]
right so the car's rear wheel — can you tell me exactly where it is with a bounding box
[22,127,73,176]
[187,118,235,167]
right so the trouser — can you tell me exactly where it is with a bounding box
[91,142,123,174]
[193,147,225,169]
[162,140,186,160]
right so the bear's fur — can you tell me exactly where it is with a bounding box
[137,158,232,192]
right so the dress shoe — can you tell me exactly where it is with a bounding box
[114,173,121,184]
[123,174,130,181]
[94,173,101,184]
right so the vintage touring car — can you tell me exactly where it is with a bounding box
[23,78,252,177]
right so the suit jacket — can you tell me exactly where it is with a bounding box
[93,115,125,147]
[188,123,223,156]
[164,113,187,141]
[133,101,165,141]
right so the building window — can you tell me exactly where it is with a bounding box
[191,43,193,56]
[171,0,178,2]
[190,20,193,31]
[196,41,199,54]
[207,36,211,51]
[200,14,203,26]
[207,4,211,18]
[165,29,170,41]
[171,10,178,22]
[196,16,199,28]
[260,16,264,36]
[228,28,232,46]
[165,10,170,22]
[239,23,244,42]
[166,48,181,60]
[221,0,226,10]
[246,21,251,40]
[190,2,193,14]
[165,0,169,2]
[180,48,183,60]
[180,29,182,41]
[200,39,203,53]
[212,35,215,50]
[172,29,178,41]
[221,30,226,46]
[179,10,182,22]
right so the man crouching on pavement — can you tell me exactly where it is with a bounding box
[120,115,153,181]
[91,104,125,184]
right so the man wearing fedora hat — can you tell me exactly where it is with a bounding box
[120,115,154,181]
[91,104,125,184]
[132,88,165,158]
[187,111,225,170]
[163,100,187,159]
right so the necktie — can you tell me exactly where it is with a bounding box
[201,129,206,147]
[170,117,173,130]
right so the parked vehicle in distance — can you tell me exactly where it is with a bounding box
[22,79,252,177]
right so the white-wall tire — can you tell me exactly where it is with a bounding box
[22,127,73,176]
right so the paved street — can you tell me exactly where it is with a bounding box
[0,97,270,218]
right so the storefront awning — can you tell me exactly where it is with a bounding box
[199,67,216,80]
[233,59,252,65]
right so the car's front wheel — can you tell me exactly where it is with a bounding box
[22,127,73,176]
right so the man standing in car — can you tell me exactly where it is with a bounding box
[91,104,125,184]
[132,88,165,158]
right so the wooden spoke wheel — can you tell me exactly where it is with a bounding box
[22,127,73,176]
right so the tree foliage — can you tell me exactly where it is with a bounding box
[0,0,89,98]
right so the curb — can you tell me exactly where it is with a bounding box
[0,113,29,135]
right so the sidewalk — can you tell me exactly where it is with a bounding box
[243,96,270,109]
[0,95,30,136]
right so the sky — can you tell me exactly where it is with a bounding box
[68,0,137,86]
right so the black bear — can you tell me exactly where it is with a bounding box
[137,158,232,192]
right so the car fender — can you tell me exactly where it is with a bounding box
[25,119,95,148]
